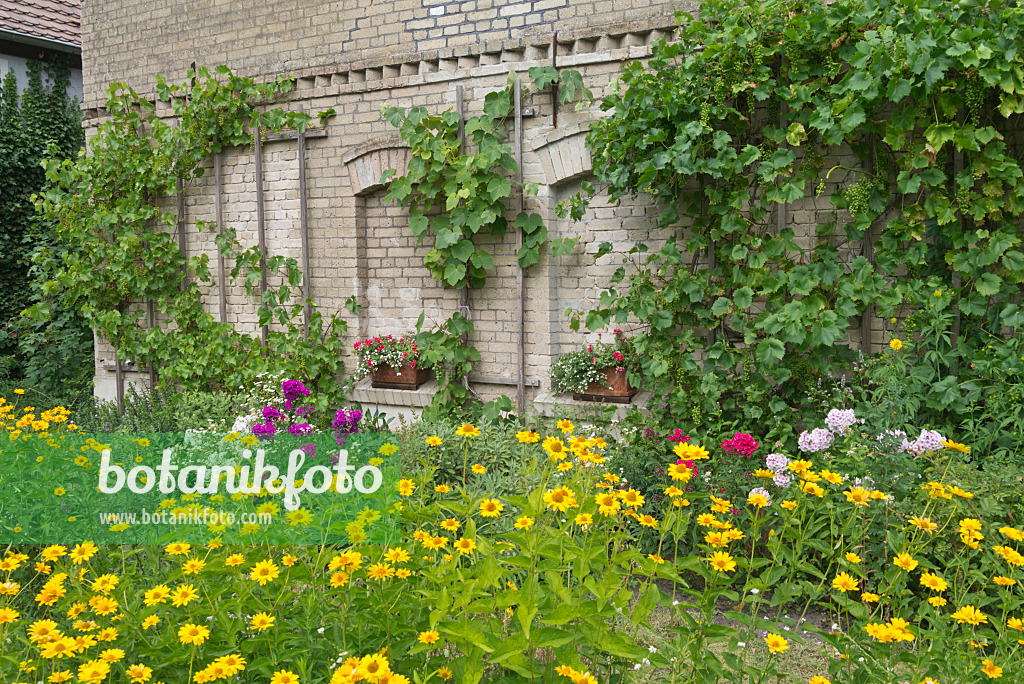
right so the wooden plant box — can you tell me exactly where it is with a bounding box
[573,368,639,404]
[370,364,429,390]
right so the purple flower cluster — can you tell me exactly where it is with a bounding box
[720,432,759,457]
[289,423,313,435]
[798,427,834,453]
[824,408,859,435]
[332,408,363,453]
[906,428,945,455]
[764,452,791,488]
[252,422,277,440]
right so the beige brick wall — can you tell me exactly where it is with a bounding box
[85,1,885,404]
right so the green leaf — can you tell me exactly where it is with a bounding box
[975,272,1002,296]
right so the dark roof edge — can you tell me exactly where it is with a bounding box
[0,28,81,54]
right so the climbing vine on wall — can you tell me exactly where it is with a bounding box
[33,66,348,397]
[382,70,588,413]
[568,0,1024,441]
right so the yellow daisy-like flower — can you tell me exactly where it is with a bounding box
[673,442,710,460]
[177,623,210,646]
[909,516,938,533]
[781,500,797,511]
[942,439,970,453]
[434,483,451,494]
[250,612,275,631]
[249,560,280,586]
[141,615,159,629]
[453,538,476,555]
[543,487,578,512]
[666,462,693,482]
[425,435,443,447]
[574,513,594,528]
[181,558,206,575]
[648,553,665,564]
[418,630,440,645]
[556,419,574,434]
[844,487,870,506]
[832,572,859,593]
[514,515,534,530]
[928,596,947,607]
[378,443,399,456]
[920,572,948,592]
[367,563,395,580]
[764,633,788,653]
[455,423,480,438]
[889,338,903,351]
[619,488,644,508]
[397,479,416,497]
[892,553,918,572]
[993,576,1016,587]
[951,605,988,626]
[707,551,737,573]
[747,492,770,508]
[516,430,540,444]
[270,670,300,684]
[471,463,486,475]
[164,542,190,556]
[479,499,503,517]
[981,659,1003,679]
[126,663,152,683]
[845,552,862,564]
[225,554,245,567]
[861,592,881,603]
[999,526,1024,541]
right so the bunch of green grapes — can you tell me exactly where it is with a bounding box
[844,177,873,215]
[964,75,986,127]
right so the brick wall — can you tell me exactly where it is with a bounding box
[81,0,697,110]
[84,0,877,406]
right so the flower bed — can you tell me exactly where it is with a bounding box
[0,398,1021,684]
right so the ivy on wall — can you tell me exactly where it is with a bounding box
[0,58,87,389]
[33,66,349,399]
[570,0,1024,440]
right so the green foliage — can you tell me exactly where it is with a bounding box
[381,71,587,414]
[0,58,88,385]
[32,66,348,399]
[573,0,1024,447]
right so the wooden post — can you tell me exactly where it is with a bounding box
[297,107,312,338]
[214,149,227,324]
[551,32,558,128]
[147,300,157,389]
[114,348,124,409]
[862,135,877,355]
[255,126,269,346]
[177,178,187,292]
[514,77,526,414]
[455,85,471,393]
[951,144,964,374]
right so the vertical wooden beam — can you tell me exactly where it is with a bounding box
[456,85,471,393]
[862,135,876,355]
[298,107,312,339]
[114,348,124,409]
[255,126,269,346]
[514,77,526,414]
[214,149,227,324]
[177,178,187,292]
[551,32,558,129]
[147,300,157,389]
[951,144,964,374]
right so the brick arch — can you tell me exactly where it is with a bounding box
[529,121,594,187]
[343,133,411,196]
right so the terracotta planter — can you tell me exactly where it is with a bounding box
[573,367,639,404]
[370,364,429,389]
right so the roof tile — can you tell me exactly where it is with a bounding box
[0,0,80,47]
